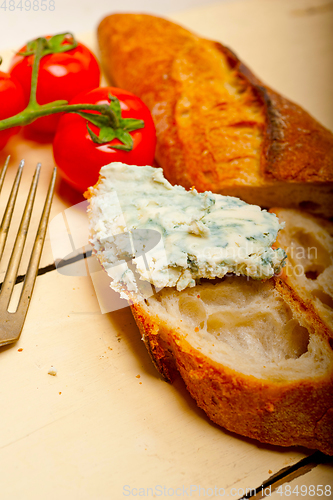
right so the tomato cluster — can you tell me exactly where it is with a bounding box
[0,33,156,193]
[9,37,101,135]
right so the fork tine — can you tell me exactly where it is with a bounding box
[0,165,57,346]
[17,167,57,316]
[0,163,41,311]
[0,159,24,261]
[0,155,10,194]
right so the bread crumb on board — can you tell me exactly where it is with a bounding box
[48,366,57,376]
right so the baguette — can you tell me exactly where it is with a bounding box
[97,13,333,218]
[131,209,333,455]
[131,275,333,455]
[87,163,333,455]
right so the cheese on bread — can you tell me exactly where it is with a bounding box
[87,162,286,297]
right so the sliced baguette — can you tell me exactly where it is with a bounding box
[270,208,333,335]
[130,209,333,454]
[86,165,333,455]
[97,13,333,218]
[131,276,333,455]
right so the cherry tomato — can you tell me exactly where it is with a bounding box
[53,87,156,193]
[0,71,25,150]
[9,35,100,135]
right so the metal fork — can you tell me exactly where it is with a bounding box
[0,157,57,347]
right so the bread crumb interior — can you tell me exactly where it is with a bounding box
[145,276,331,380]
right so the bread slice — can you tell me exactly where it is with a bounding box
[131,276,333,455]
[97,13,333,218]
[270,208,333,335]
[86,164,333,455]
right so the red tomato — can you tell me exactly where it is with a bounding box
[9,36,100,135]
[53,87,156,193]
[0,71,26,150]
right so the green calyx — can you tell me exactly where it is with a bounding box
[0,34,144,152]
[18,33,78,58]
[77,94,144,151]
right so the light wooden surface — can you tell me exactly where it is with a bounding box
[0,1,332,498]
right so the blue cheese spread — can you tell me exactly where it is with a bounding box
[88,163,286,297]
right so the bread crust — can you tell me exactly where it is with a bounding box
[98,13,333,217]
[130,277,333,455]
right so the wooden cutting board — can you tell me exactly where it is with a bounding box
[0,1,332,498]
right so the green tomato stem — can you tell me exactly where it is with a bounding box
[28,37,45,106]
[0,102,116,131]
